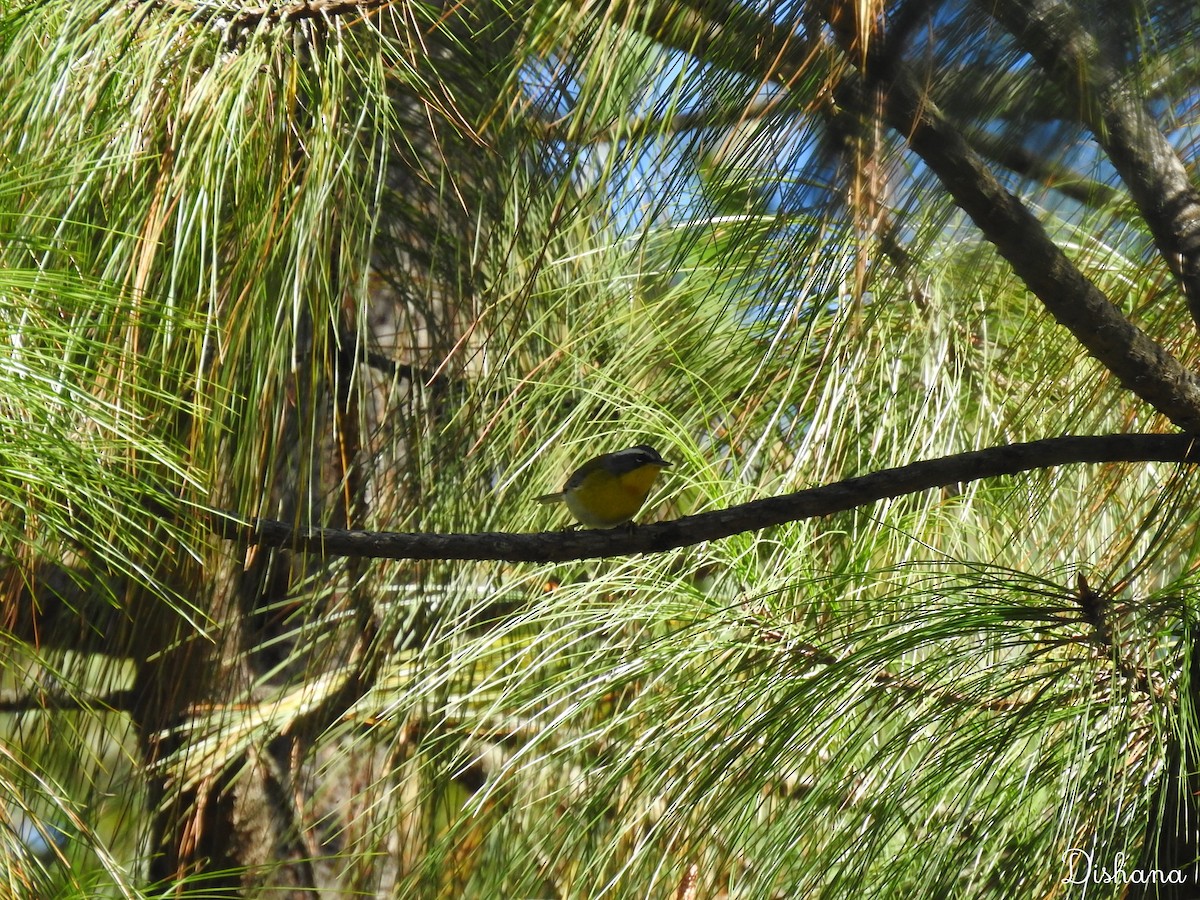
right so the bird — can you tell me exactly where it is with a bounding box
[535,445,673,528]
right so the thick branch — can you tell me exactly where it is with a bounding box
[981,0,1200,327]
[210,433,1200,562]
[623,0,1200,429]
[817,2,1200,430]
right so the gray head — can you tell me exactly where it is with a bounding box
[603,444,672,475]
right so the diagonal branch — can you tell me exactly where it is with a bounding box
[980,0,1200,329]
[617,0,1200,429]
[210,433,1200,562]
[817,1,1200,430]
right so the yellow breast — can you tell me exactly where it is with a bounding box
[563,464,665,528]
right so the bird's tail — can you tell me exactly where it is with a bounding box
[534,492,564,505]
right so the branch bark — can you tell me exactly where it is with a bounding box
[621,0,1200,429]
[210,433,1200,562]
[818,0,1200,430]
[981,0,1200,328]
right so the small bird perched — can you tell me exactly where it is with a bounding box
[536,445,673,528]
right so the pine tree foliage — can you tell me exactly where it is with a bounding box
[0,0,1198,897]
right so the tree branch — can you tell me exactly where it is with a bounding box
[981,0,1200,328]
[209,433,1200,562]
[818,1,1200,430]
[619,0,1200,429]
